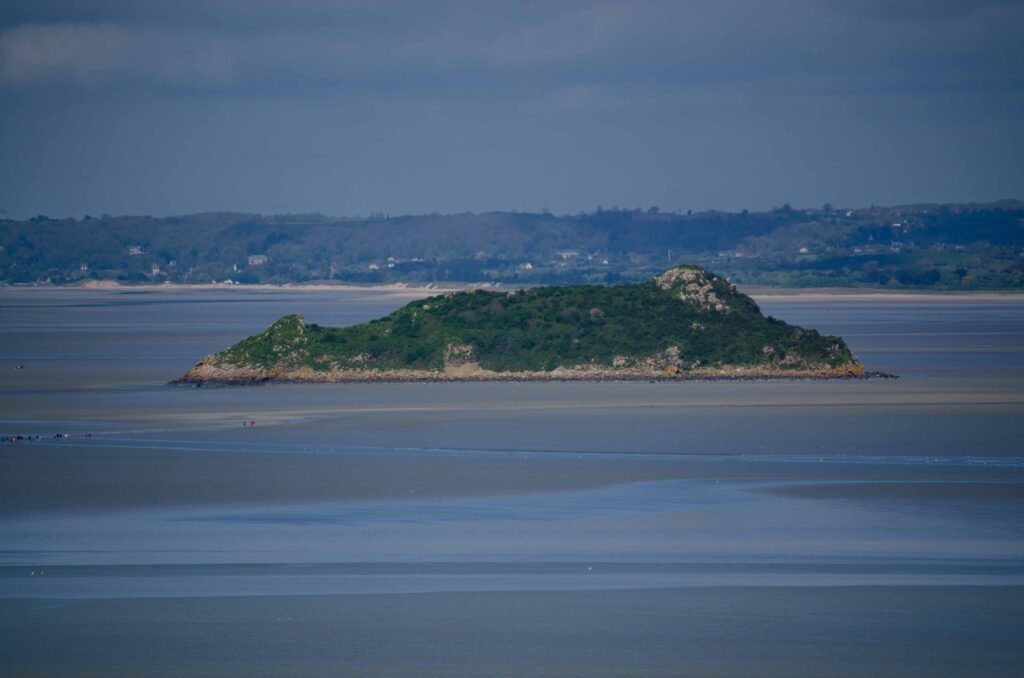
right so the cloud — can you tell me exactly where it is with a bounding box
[476,4,632,68]
[0,1,1020,101]
[0,22,238,87]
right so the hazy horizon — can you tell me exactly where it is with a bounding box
[1,1,1022,220]
[5,197,1024,223]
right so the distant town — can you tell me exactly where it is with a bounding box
[2,200,1022,289]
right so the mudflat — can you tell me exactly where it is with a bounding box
[4,587,1024,676]
[1,287,1023,674]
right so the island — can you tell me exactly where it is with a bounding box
[176,265,878,385]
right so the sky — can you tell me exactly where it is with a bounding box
[0,0,1021,219]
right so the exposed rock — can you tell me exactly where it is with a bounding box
[444,343,477,366]
[655,265,734,313]
[175,359,875,385]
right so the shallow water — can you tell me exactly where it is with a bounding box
[1,287,1023,674]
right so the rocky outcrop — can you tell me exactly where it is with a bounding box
[655,265,733,313]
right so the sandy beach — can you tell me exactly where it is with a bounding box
[750,290,1024,302]
[43,278,1024,303]
[74,279,475,297]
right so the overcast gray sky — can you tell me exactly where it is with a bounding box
[1,0,1021,219]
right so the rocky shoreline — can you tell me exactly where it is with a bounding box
[173,359,895,387]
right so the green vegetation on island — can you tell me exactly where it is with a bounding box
[178,265,866,384]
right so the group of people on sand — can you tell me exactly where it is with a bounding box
[1,435,38,443]
[242,420,256,427]
[2,432,93,443]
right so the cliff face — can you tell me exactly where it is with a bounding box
[176,265,868,385]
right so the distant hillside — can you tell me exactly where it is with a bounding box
[177,265,866,384]
[3,200,1023,289]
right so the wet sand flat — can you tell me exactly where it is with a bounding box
[3,587,1023,676]
[2,288,1024,674]
[764,480,1024,502]
[5,440,1023,515]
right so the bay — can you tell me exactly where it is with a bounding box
[1,286,1023,675]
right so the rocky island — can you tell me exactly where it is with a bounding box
[176,265,875,385]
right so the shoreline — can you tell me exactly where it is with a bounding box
[62,280,471,295]
[174,373,898,387]
[173,365,893,387]
[740,286,1024,302]
[2,280,1022,301]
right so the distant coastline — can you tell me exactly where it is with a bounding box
[3,201,1022,291]
[742,287,1024,302]
[3,279,1022,302]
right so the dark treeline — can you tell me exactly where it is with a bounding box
[2,200,1023,289]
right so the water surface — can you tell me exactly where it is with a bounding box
[1,287,1023,675]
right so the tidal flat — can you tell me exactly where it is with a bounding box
[1,287,1023,675]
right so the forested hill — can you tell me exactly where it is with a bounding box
[3,200,1023,289]
[177,265,864,384]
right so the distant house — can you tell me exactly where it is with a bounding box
[368,263,380,271]
[248,254,268,266]
[519,262,533,270]
[151,264,161,276]
[80,263,89,272]
[128,245,145,256]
